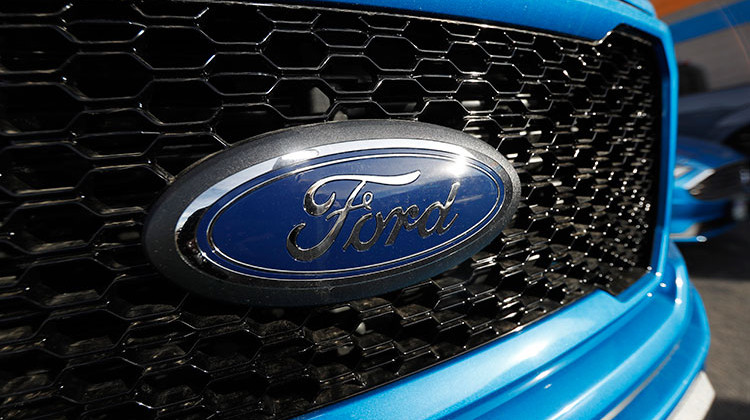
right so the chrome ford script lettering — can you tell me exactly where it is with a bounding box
[143,121,521,305]
[287,172,460,261]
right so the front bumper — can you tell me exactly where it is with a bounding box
[300,242,710,419]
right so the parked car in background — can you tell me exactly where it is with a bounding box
[679,85,750,156]
[672,136,750,242]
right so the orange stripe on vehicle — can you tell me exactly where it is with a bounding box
[652,0,711,16]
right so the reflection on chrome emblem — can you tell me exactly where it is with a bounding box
[143,121,520,306]
[287,171,460,261]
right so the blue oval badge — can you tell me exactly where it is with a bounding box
[144,121,520,306]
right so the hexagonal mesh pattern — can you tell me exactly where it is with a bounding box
[0,1,661,418]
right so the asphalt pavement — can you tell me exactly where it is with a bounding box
[678,221,750,420]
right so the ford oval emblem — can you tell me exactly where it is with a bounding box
[144,121,520,306]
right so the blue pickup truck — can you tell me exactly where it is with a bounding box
[0,0,712,419]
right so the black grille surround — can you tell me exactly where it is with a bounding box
[0,1,662,419]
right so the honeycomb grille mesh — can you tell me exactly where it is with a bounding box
[0,1,660,418]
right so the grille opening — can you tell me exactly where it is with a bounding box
[216,105,286,142]
[124,320,195,352]
[322,56,379,92]
[403,20,450,51]
[71,109,157,136]
[455,80,497,112]
[476,28,514,55]
[210,52,275,73]
[447,42,490,73]
[316,28,369,47]
[81,166,166,210]
[0,1,661,418]
[0,145,90,192]
[314,10,367,31]
[0,350,65,394]
[372,79,425,114]
[65,53,151,98]
[124,337,193,365]
[66,0,137,21]
[267,375,320,403]
[76,132,160,157]
[415,59,461,86]
[146,80,221,123]
[268,81,332,117]
[40,311,128,356]
[81,402,150,420]
[418,100,466,129]
[139,366,209,406]
[206,371,266,410]
[262,5,320,24]
[134,0,207,18]
[108,276,185,319]
[60,359,141,402]
[263,31,328,68]
[24,259,113,307]
[180,295,247,328]
[67,21,144,43]
[0,0,67,15]
[0,298,45,343]
[5,203,102,251]
[0,84,81,133]
[0,244,23,287]
[136,27,214,69]
[199,4,271,43]
[360,14,408,31]
[0,26,73,72]
[365,36,419,70]
[195,332,260,369]
[331,102,388,121]
[151,133,225,175]
[209,72,276,95]
[417,73,461,93]
[209,54,278,94]
[513,49,545,76]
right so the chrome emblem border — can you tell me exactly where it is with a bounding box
[144,121,520,306]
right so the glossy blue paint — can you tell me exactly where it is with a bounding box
[197,147,506,278]
[671,136,747,241]
[298,243,708,419]
[285,0,700,418]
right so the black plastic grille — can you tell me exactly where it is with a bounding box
[689,161,750,201]
[0,1,661,418]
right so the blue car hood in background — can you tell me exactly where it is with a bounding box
[676,135,746,173]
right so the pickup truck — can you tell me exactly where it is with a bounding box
[0,1,712,419]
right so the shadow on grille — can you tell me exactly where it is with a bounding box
[0,1,660,418]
